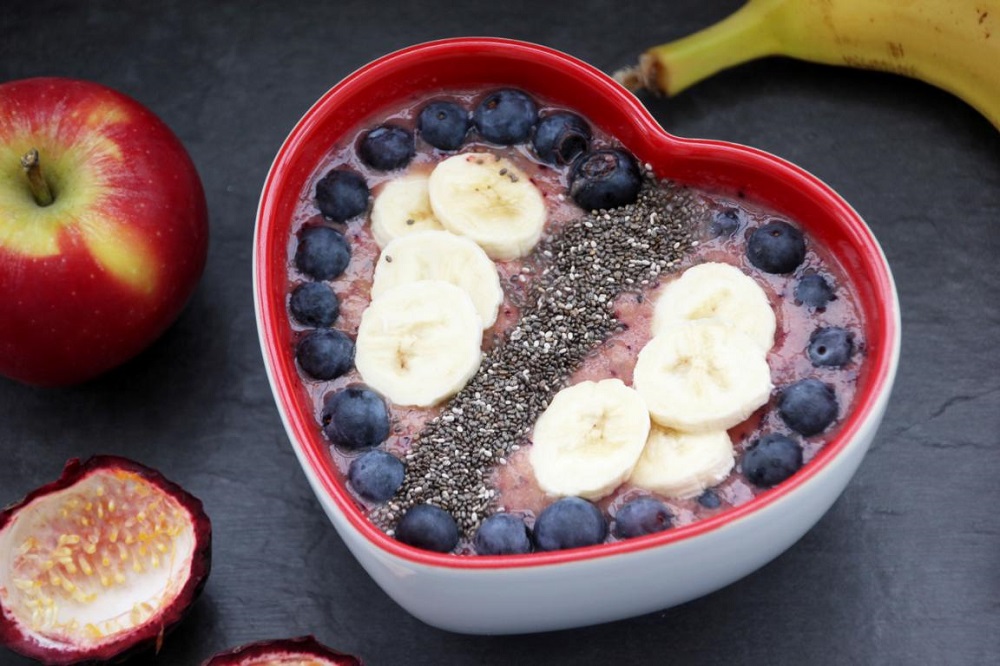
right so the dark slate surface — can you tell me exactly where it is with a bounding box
[1,1,998,664]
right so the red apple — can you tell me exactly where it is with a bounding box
[0,77,208,386]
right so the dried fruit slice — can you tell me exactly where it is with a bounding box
[203,635,362,665]
[0,456,211,665]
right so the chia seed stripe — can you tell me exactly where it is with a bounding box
[373,177,709,537]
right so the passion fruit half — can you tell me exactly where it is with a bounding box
[204,636,362,665]
[0,456,211,665]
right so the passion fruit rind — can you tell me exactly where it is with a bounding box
[204,635,362,665]
[0,455,212,665]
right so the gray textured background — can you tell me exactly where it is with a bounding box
[1,1,998,664]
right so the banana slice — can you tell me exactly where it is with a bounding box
[371,230,504,329]
[427,152,546,261]
[370,174,445,248]
[355,280,482,407]
[629,426,734,499]
[632,319,772,432]
[652,262,776,351]
[529,379,651,500]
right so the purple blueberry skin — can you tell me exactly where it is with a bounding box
[746,220,806,274]
[474,513,533,555]
[473,89,538,145]
[289,282,340,328]
[359,124,415,171]
[533,497,608,551]
[778,378,839,436]
[295,225,351,281]
[532,111,591,165]
[569,149,642,212]
[742,433,804,488]
[315,168,369,222]
[348,449,404,502]
[395,504,459,553]
[321,386,390,450]
[808,326,855,367]
[295,329,354,381]
[417,100,470,151]
[613,497,672,539]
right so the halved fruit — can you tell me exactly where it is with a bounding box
[0,456,211,665]
[203,635,362,665]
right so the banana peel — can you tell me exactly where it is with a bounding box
[614,0,1000,131]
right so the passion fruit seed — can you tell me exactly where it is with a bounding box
[0,456,210,665]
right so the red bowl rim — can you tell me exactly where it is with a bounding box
[254,37,900,571]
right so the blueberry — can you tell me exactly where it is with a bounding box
[795,274,836,309]
[808,326,854,367]
[321,386,389,450]
[294,225,351,280]
[569,149,642,212]
[746,220,806,274]
[532,111,591,165]
[742,433,803,488]
[395,504,459,553]
[613,497,672,539]
[533,497,608,552]
[348,449,404,502]
[697,489,722,509]
[709,208,741,237]
[296,329,354,381]
[315,168,369,222]
[778,378,839,436]
[359,124,415,171]
[473,513,532,555]
[417,101,470,151]
[289,282,340,328]
[473,89,538,145]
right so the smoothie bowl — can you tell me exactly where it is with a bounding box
[253,37,900,634]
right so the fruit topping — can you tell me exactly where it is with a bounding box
[533,497,607,552]
[417,100,470,151]
[294,226,351,281]
[203,635,361,666]
[633,320,772,432]
[295,329,355,381]
[529,379,650,501]
[369,174,444,248]
[427,152,546,260]
[709,208,741,237]
[321,387,390,450]
[629,427,735,499]
[795,273,836,309]
[697,489,722,509]
[394,504,459,553]
[568,149,642,212]
[472,514,532,556]
[355,280,482,407]
[807,326,855,367]
[472,89,538,144]
[347,450,404,502]
[0,456,210,665]
[359,124,415,171]
[314,168,370,222]
[746,220,806,274]
[742,433,804,488]
[778,378,839,436]
[531,111,591,165]
[370,230,503,329]
[651,261,776,351]
[289,282,340,328]
[613,497,673,539]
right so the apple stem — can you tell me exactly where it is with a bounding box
[21,149,54,207]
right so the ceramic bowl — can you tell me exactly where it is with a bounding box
[254,37,900,634]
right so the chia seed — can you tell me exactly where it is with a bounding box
[372,177,709,537]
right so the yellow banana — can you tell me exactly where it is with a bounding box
[614,0,1000,130]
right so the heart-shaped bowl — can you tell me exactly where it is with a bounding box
[254,37,900,634]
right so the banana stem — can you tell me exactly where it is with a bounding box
[21,148,54,207]
[638,0,785,96]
